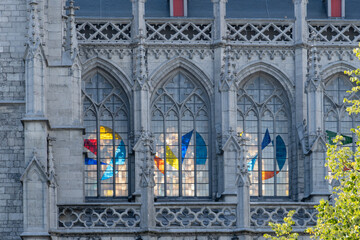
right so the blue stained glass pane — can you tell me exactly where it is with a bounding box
[248,129,272,172]
[248,156,257,171]
[101,166,114,180]
[261,129,271,150]
[85,157,107,165]
[85,157,97,165]
[115,140,126,165]
[195,131,207,165]
[181,130,193,163]
[275,135,286,170]
[101,140,126,180]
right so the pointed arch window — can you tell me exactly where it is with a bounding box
[324,75,359,150]
[237,73,290,197]
[83,72,129,198]
[151,72,210,197]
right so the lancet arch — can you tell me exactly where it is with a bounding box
[150,69,211,198]
[237,72,291,197]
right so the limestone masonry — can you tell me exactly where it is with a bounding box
[0,0,360,239]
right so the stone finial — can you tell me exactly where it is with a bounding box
[220,38,237,91]
[64,0,80,59]
[47,136,56,175]
[307,31,320,80]
[26,0,41,49]
[133,36,149,89]
[306,31,324,93]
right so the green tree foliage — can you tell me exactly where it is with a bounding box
[265,44,360,239]
[263,210,299,240]
[305,44,360,239]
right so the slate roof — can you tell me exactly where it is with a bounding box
[227,0,294,19]
[76,0,132,18]
[75,0,360,19]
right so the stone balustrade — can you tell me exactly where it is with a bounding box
[250,202,318,229]
[308,20,360,45]
[57,202,318,231]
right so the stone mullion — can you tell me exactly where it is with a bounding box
[293,0,308,200]
[306,76,328,201]
[131,0,147,38]
[213,0,232,201]
[304,6,329,200]
[131,0,155,231]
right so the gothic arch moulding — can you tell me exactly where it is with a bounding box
[235,61,295,104]
[321,61,358,83]
[149,57,214,97]
[81,57,133,97]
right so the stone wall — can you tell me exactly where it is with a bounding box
[1,0,360,239]
[0,0,27,239]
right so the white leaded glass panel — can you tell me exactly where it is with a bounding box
[238,73,290,197]
[83,73,129,198]
[152,72,210,197]
[324,75,359,147]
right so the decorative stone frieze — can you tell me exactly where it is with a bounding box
[155,204,237,228]
[231,47,295,61]
[317,47,355,61]
[250,203,317,228]
[79,46,132,60]
[58,205,141,229]
[147,47,214,60]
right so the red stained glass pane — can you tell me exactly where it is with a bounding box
[331,0,341,17]
[173,0,184,17]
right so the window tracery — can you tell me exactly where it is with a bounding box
[83,72,129,198]
[237,73,290,197]
[324,75,359,149]
[151,72,210,197]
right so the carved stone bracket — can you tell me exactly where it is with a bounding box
[218,127,243,153]
[139,156,155,188]
[309,128,327,153]
[47,136,57,187]
[235,134,250,188]
[297,119,309,154]
[134,128,156,155]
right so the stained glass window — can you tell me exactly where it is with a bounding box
[324,75,359,150]
[83,72,129,198]
[151,72,209,197]
[237,73,289,197]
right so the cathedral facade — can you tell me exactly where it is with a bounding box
[1,0,360,239]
